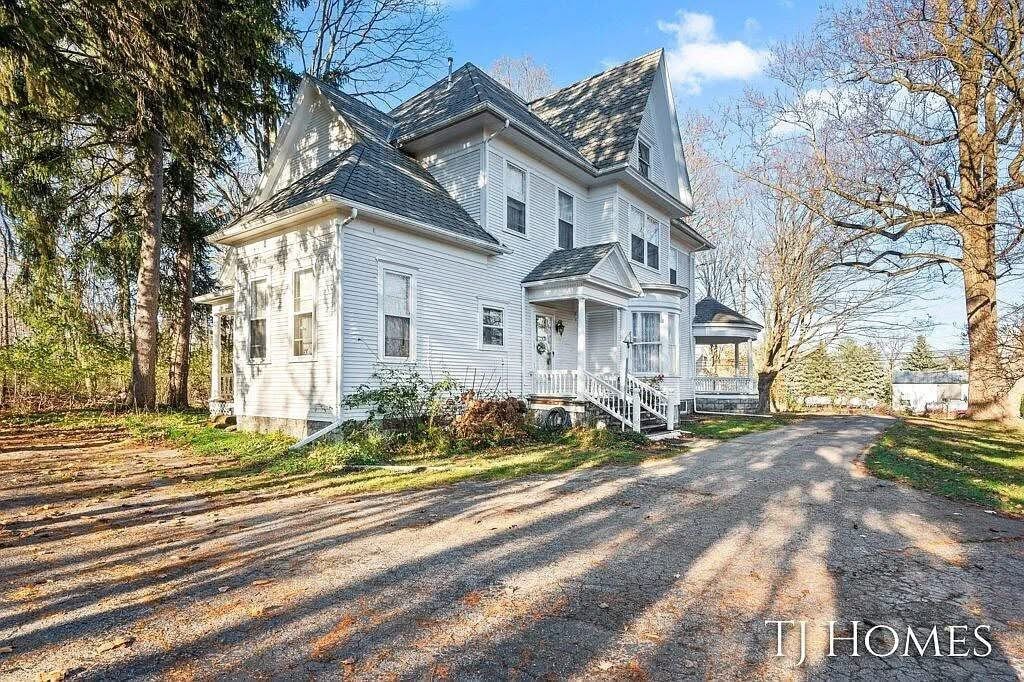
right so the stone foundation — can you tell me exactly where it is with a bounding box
[695,395,762,413]
[236,415,333,439]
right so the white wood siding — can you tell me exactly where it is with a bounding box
[270,92,353,195]
[422,146,483,224]
[233,218,340,421]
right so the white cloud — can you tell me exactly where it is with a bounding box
[743,17,761,35]
[657,11,769,95]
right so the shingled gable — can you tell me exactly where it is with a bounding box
[529,50,663,169]
[522,243,642,295]
[215,76,501,249]
[388,63,593,168]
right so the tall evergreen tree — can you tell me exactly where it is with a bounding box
[1,0,287,408]
[903,336,944,372]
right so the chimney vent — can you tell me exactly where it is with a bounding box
[447,56,454,84]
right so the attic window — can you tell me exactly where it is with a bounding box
[637,140,651,178]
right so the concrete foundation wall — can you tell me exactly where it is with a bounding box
[237,415,332,439]
[695,396,761,413]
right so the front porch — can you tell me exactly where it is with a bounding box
[522,245,687,432]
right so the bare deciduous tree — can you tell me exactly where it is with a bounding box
[729,0,1024,421]
[489,55,555,101]
[295,0,450,106]
[748,189,919,412]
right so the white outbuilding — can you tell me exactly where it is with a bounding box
[892,370,969,414]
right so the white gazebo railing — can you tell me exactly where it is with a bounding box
[695,376,756,395]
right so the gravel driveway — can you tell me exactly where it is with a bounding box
[1,416,1022,681]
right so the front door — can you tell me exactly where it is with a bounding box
[535,314,554,369]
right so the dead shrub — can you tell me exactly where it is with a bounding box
[450,391,528,448]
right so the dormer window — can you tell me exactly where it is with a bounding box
[505,162,527,234]
[557,191,574,249]
[637,140,651,178]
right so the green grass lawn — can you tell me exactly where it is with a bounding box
[866,417,1024,516]
[1,409,791,497]
[680,414,794,440]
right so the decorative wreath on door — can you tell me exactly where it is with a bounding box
[536,340,549,355]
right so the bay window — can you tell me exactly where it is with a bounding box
[632,312,661,373]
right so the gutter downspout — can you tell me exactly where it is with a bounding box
[291,207,358,450]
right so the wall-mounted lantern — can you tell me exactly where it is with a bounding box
[554,319,565,336]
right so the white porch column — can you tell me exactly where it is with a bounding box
[576,297,587,395]
[734,342,740,378]
[617,308,627,390]
[210,314,222,402]
[747,339,754,392]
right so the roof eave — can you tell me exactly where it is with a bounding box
[395,102,598,175]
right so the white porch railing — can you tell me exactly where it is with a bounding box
[625,375,674,430]
[533,369,674,432]
[695,376,756,395]
[533,369,577,397]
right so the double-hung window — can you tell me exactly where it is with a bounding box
[670,247,683,285]
[481,304,504,348]
[646,216,660,270]
[505,162,527,234]
[632,312,661,373]
[630,207,645,263]
[382,269,413,359]
[637,140,651,178]
[292,269,314,357]
[557,191,574,249]
[248,279,268,361]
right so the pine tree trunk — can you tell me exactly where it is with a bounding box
[961,225,1006,420]
[167,171,195,408]
[756,370,777,414]
[131,123,164,409]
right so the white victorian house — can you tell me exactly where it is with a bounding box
[196,49,760,438]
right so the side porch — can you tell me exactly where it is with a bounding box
[693,296,763,414]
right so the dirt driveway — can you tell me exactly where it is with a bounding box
[1,416,1022,681]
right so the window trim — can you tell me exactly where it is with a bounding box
[637,138,651,178]
[289,267,316,362]
[247,276,270,365]
[503,160,529,238]
[478,300,507,351]
[378,263,417,362]
[556,188,575,250]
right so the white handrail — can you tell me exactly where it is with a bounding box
[625,375,673,429]
[577,369,635,430]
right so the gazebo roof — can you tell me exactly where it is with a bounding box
[693,297,761,343]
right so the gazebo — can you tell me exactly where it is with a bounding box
[693,297,762,412]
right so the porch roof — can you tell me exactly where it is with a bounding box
[523,243,618,282]
[522,243,643,308]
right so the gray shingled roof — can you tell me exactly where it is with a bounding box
[893,370,968,385]
[311,77,396,141]
[240,139,499,245]
[389,64,593,167]
[522,243,618,283]
[530,50,662,169]
[694,297,762,328]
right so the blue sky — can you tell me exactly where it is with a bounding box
[439,1,1020,349]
